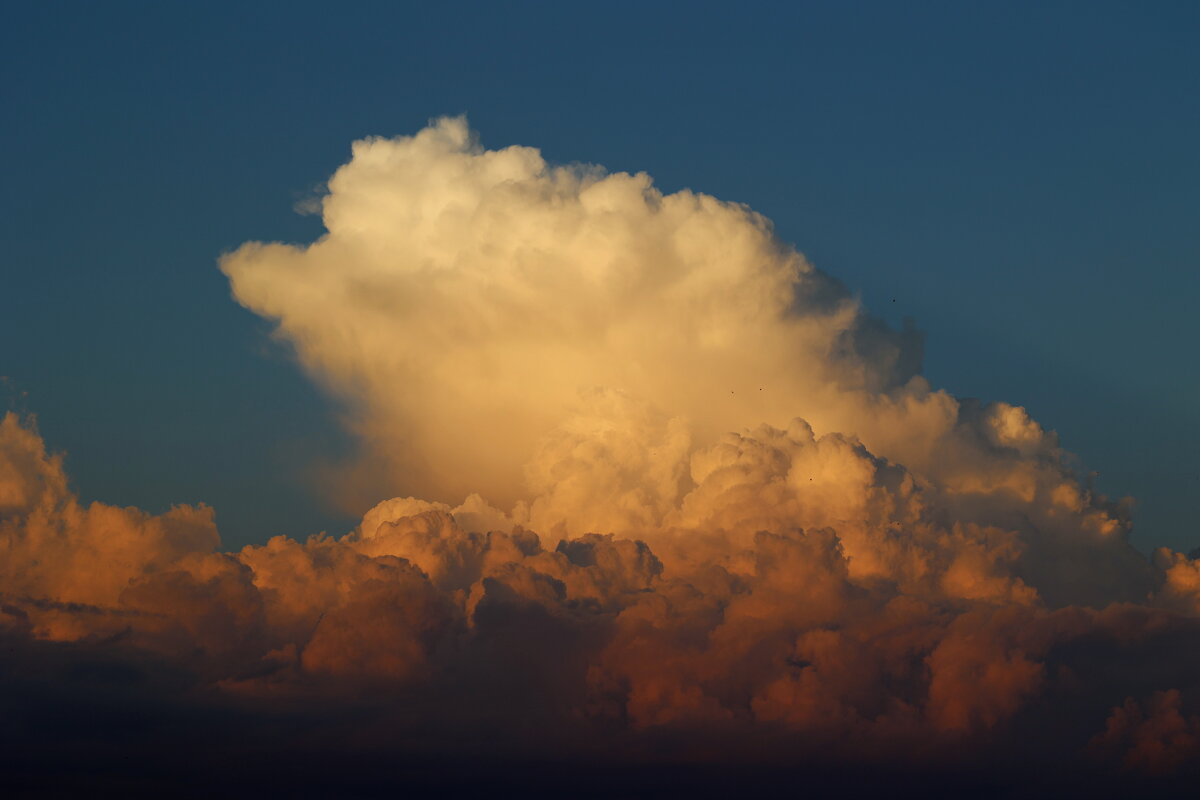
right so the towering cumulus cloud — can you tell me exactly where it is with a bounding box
[4,119,1200,794]
[220,116,1146,609]
[220,116,925,509]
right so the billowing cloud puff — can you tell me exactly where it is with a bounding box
[220,116,928,509]
[4,121,1200,791]
[1092,690,1200,774]
[0,413,220,641]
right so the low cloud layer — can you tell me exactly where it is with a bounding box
[4,408,1200,790]
[4,120,1199,792]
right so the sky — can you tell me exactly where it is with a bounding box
[2,1,1197,552]
[6,2,1200,794]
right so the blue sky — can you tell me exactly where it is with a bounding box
[2,1,1196,550]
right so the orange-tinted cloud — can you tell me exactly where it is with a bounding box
[4,121,1200,792]
[4,407,1199,784]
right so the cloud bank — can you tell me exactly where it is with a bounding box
[4,119,1199,793]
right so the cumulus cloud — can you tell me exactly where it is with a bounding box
[1091,690,1200,775]
[220,117,1150,609]
[4,120,1200,791]
[2,402,1197,784]
[220,116,925,509]
[0,413,220,640]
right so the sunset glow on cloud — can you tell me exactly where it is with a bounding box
[4,119,1200,794]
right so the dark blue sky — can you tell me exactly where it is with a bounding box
[2,1,1196,550]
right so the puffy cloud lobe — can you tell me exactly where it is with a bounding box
[1153,548,1200,614]
[0,413,220,642]
[1092,690,1200,774]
